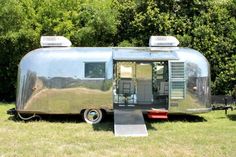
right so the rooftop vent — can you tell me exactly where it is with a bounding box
[149,36,179,47]
[40,36,72,47]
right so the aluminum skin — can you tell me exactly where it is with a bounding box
[170,48,211,113]
[16,48,113,114]
[16,47,211,114]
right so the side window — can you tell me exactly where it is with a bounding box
[85,62,106,78]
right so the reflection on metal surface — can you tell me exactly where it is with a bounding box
[17,48,113,114]
[86,109,100,122]
[168,48,211,113]
[16,47,211,114]
[18,76,113,114]
[176,48,210,77]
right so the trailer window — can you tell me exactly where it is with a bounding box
[85,62,105,78]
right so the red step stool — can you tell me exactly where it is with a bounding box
[147,108,168,119]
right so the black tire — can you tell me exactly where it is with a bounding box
[83,109,103,124]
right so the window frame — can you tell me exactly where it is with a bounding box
[84,62,106,79]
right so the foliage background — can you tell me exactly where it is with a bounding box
[0,0,235,101]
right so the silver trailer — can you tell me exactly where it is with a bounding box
[16,36,211,128]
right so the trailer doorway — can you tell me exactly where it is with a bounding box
[113,61,169,110]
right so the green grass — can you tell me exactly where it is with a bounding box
[0,103,236,157]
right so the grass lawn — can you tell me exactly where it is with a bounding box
[0,103,236,157]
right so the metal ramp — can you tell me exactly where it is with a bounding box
[114,109,148,137]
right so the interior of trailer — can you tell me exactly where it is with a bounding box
[113,61,169,110]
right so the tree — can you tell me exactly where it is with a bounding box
[0,0,118,101]
[113,0,236,95]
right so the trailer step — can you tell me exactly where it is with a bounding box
[147,109,168,119]
[114,109,148,137]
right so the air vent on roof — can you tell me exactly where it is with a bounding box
[40,36,72,47]
[149,36,179,47]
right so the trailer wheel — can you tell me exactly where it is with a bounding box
[83,109,103,124]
